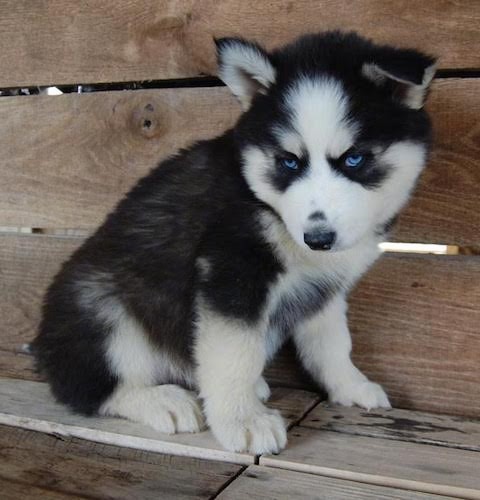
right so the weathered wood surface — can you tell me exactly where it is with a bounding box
[0,378,319,464]
[2,233,479,418]
[264,341,320,392]
[260,427,480,499]
[218,465,454,500]
[0,478,82,500]
[0,88,236,229]
[350,254,480,418]
[396,78,480,246]
[301,402,480,451]
[0,424,242,500]
[0,234,82,381]
[0,0,479,87]
[1,80,478,245]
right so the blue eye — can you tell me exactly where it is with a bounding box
[344,154,365,168]
[280,157,299,170]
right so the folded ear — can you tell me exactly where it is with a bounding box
[362,47,437,109]
[215,37,276,109]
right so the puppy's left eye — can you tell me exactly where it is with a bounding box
[344,154,366,169]
[280,157,299,170]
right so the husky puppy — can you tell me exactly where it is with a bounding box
[33,31,435,454]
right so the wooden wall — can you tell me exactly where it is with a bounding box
[0,0,479,417]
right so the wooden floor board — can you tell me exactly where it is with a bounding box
[261,427,480,499]
[0,425,242,500]
[0,378,320,465]
[301,402,480,451]
[0,477,89,500]
[217,465,455,500]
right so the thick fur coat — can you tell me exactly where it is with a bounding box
[34,31,435,454]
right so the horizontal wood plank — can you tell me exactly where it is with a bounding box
[301,402,480,451]
[394,78,480,246]
[350,254,480,418]
[0,477,85,500]
[260,427,480,499]
[0,234,82,381]
[0,0,479,87]
[0,378,319,464]
[1,233,479,417]
[219,465,453,500]
[0,424,242,500]
[1,79,479,245]
[0,88,237,229]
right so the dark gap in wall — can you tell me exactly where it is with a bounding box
[436,69,480,78]
[1,71,479,97]
[0,77,223,97]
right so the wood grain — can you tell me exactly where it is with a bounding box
[1,79,479,245]
[350,254,480,418]
[394,78,480,246]
[0,88,237,229]
[0,234,82,381]
[0,378,319,464]
[0,424,242,500]
[0,0,479,87]
[1,233,479,417]
[260,427,480,499]
[301,402,480,451]
[218,465,453,500]
[0,477,84,500]
[264,341,320,393]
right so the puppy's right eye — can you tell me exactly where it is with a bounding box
[279,156,299,170]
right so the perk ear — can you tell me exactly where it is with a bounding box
[362,47,437,109]
[215,37,276,109]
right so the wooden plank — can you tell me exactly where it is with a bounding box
[0,234,82,380]
[349,254,480,418]
[0,88,237,229]
[1,79,479,246]
[264,341,320,393]
[0,378,319,464]
[394,78,480,246]
[1,234,479,418]
[0,0,478,87]
[301,402,480,451]
[218,465,453,500]
[0,477,85,500]
[260,427,480,499]
[0,424,242,500]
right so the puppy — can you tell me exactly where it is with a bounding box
[33,31,435,454]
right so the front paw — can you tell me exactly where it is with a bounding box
[330,380,391,410]
[209,408,287,454]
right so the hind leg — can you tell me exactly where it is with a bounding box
[99,300,204,433]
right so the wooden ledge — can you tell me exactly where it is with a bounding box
[0,378,320,465]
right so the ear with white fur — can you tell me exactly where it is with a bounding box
[215,37,276,109]
[362,47,437,109]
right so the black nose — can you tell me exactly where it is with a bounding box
[304,231,336,251]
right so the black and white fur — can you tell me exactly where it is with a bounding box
[33,32,435,454]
